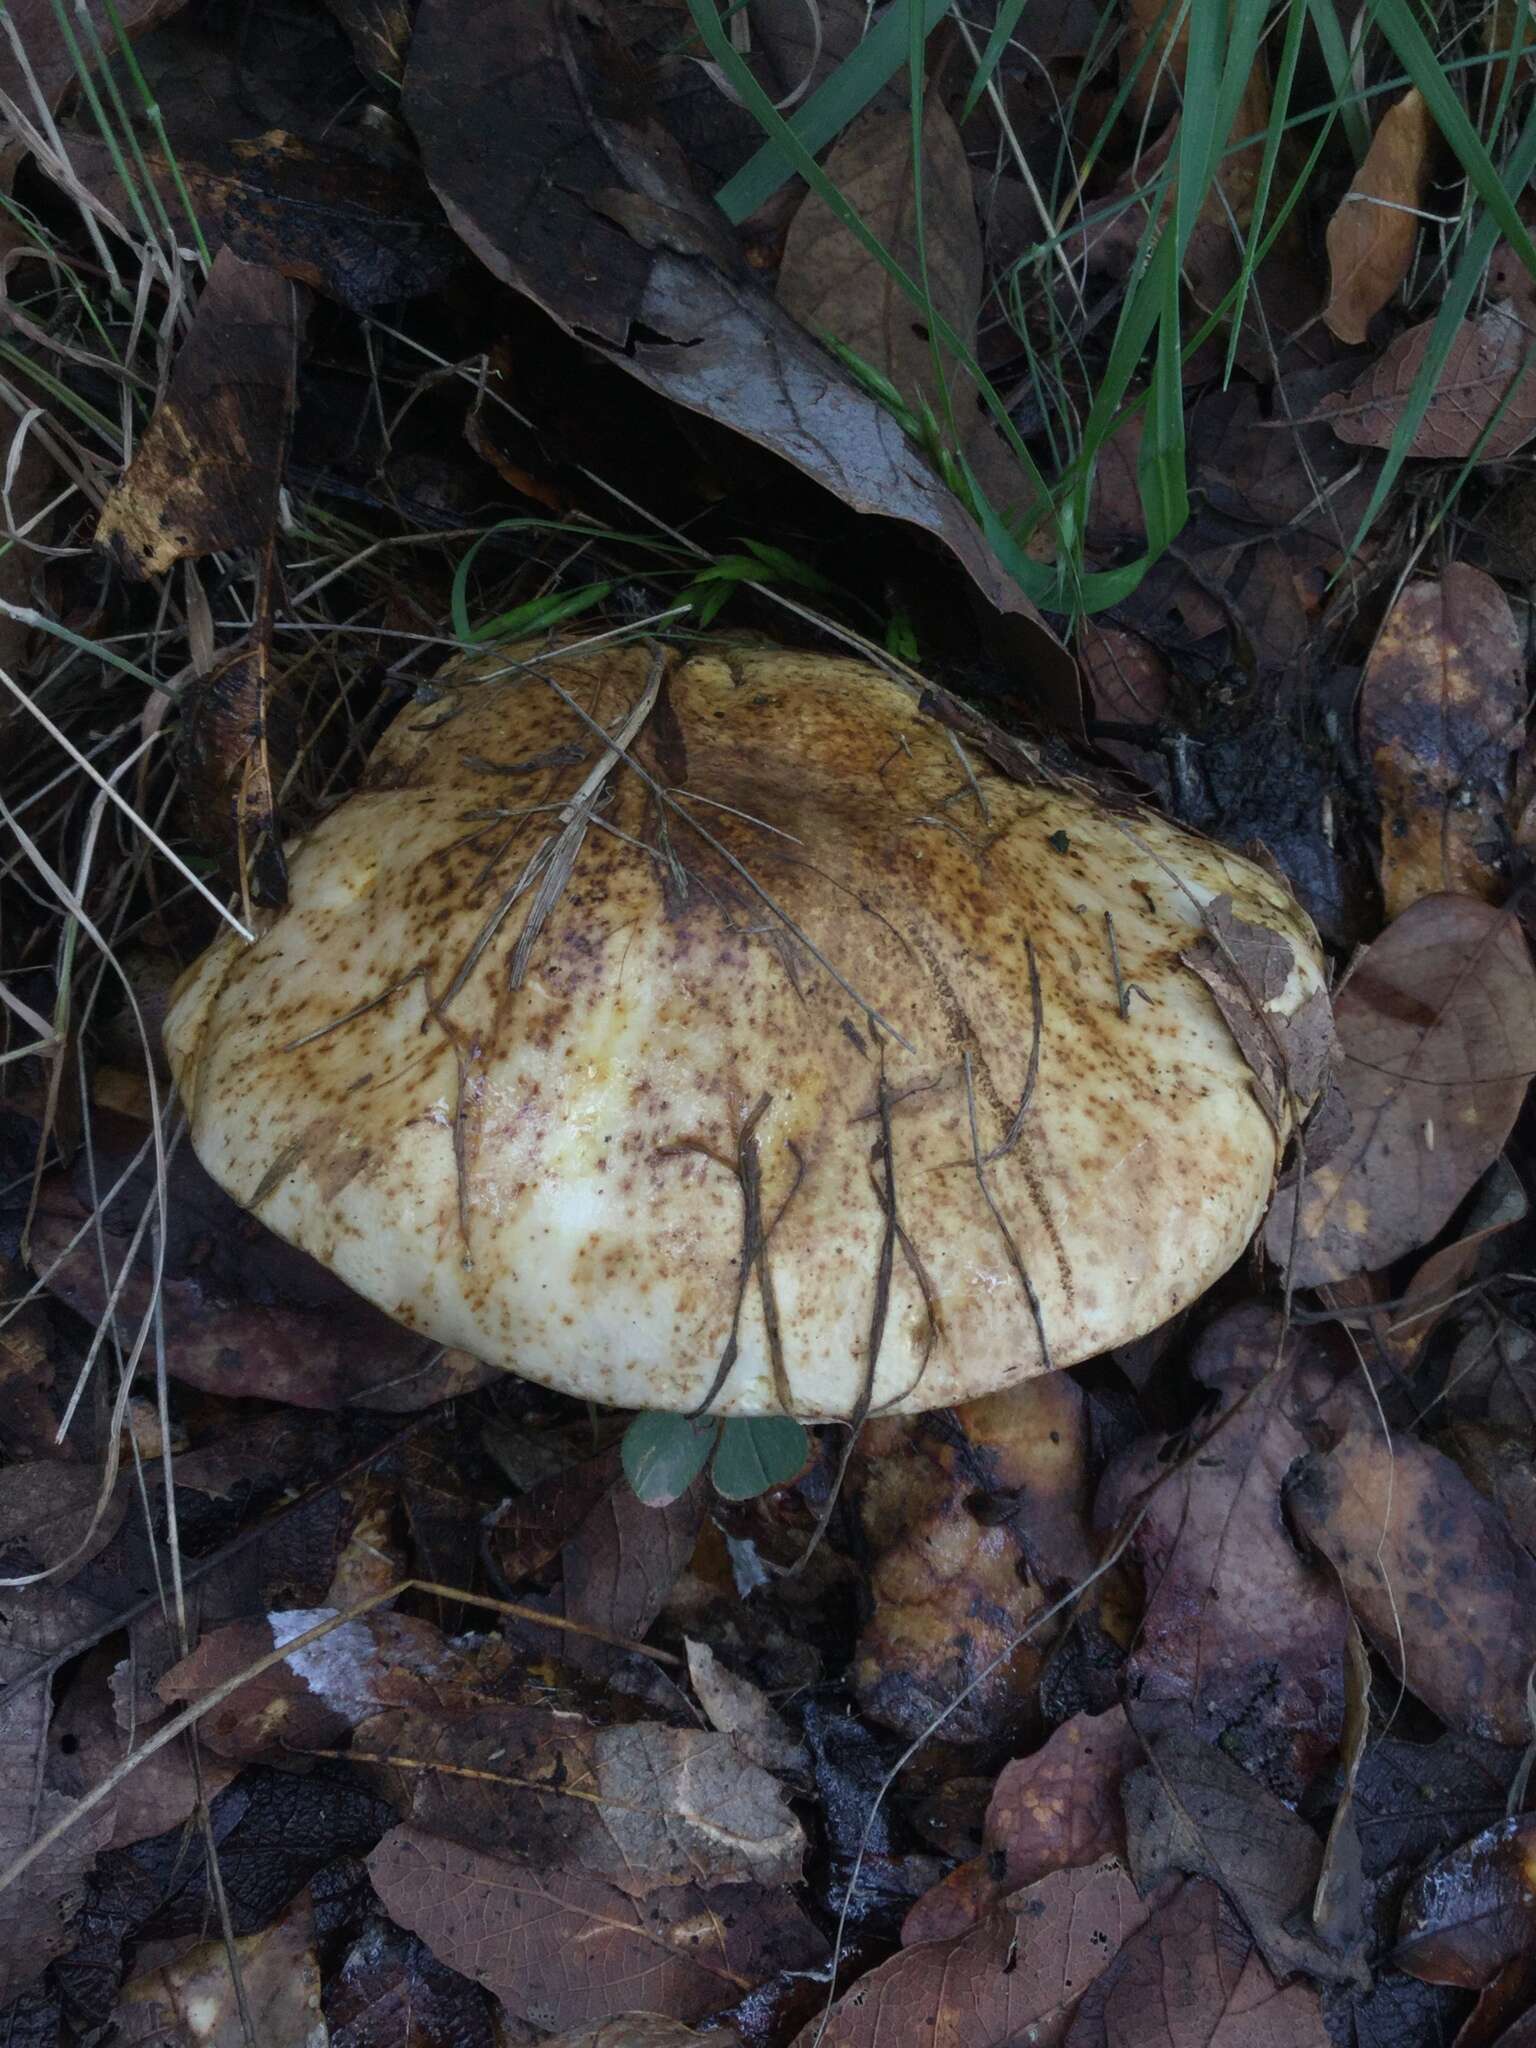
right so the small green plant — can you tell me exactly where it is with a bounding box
[622,1409,810,1504]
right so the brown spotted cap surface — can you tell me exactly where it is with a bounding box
[164,643,1328,1418]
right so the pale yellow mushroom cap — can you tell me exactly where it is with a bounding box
[164,642,1327,1418]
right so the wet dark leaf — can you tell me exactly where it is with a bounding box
[1396,1816,1536,1988]
[1264,895,1536,1286]
[96,248,301,579]
[324,1909,503,2047]
[1288,1422,1536,1744]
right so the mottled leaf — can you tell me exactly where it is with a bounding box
[115,1886,323,2047]
[1359,566,1523,919]
[1288,1424,1536,1744]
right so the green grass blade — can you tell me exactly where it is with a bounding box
[715,0,950,223]
[1303,0,1371,162]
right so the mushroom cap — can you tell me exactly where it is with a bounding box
[164,643,1327,1418]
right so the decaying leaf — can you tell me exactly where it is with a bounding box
[792,1859,1149,2048]
[853,1377,1094,1744]
[1064,1880,1333,2048]
[1358,565,1523,919]
[352,1706,806,1894]
[1095,1307,1348,1801]
[366,1825,827,2033]
[96,247,300,579]
[1287,1420,1536,1744]
[399,0,1072,692]
[1325,90,1433,345]
[902,1706,1140,1946]
[115,1886,324,2047]
[1123,1727,1367,1985]
[1264,895,1536,1286]
[685,1639,808,1779]
[1329,302,1536,461]
[1395,1815,1536,1988]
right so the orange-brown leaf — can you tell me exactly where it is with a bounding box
[1325,89,1432,344]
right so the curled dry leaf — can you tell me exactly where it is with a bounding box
[399,0,1071,689]
[1329,302,1536,462]
[353,1706,806,1894]
[1287,1422,1536,1744]
[1359,565,1523,920]
[1064,1880,1333,2048]
[96,247,300,579]
[1395,1815,1536,1988]
[1325,89,1433,345]
[1095,1307,1348,1801]
[901,1705,1139,1946]
[1123,1727,1367,1986]
[366,1824,827,2033]
[1264,895,1536,1287]
[791,1859,1149,2048]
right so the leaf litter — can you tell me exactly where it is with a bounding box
[7,0,1536,2042]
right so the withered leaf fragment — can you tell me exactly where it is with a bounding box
[1182,896,1336,1134]
[1264,894,1536,1285]
[96,247,300,579]
[1359,565,1523,919]
[179,628,291,910]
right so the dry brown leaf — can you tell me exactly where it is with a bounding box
[1264,895,1536,1287]
[1325,90,1433,345]
[1288,1421,1536,1744]
[1359,565,1523,919]
[1329,301,1536,461]
[353,1706,806,1895]
[179,630,292,912]
[685,1639,808,1779]
[1123,1727,1367,1985]
[790,1859,1149,2048]
[366,1824,827,2033]
[777,100,980,434]
[1064,1880,1333,2048]
[901,1706,1139,1946]
[96,247,300,579]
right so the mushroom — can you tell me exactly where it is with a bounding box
[163,642,1329,1420]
